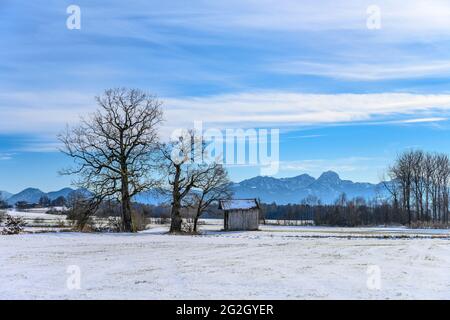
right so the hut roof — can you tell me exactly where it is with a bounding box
[218,199,259,211]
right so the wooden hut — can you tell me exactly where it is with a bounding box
[219,199,260,231]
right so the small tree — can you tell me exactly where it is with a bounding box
[51,196,67,207]
[39,195,51,207]
[66,190,99,231]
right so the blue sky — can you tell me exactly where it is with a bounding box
[2,0,450,193]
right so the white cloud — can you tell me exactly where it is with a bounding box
[395,117,447,124]
[164,92,450,129]
[0,91,95,134]
[2,91,450,142]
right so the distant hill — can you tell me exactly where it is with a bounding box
[47,188,76,200]
[5,187,76,205]
[133,190,171,205]
[230,171,386,205]
[6,188,46,205]
[0,190,12,201]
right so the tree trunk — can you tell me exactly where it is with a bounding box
[169,165,183,233]
[193,206,202,233]
[170,200,182,233]
[193,215,199,233]
[121,175,133,232]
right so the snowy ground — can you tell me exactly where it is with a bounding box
[1,219,449,299]
[1,208,70,232]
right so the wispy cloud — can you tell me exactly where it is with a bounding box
[286,134,325,139]
[0,153,14,160]
[271,61,450,81]
[395,117,447,124]
[279,157,386,176]
[119,0,450,35]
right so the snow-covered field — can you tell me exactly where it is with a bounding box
[1,208,70,232]
[1,217,449,300]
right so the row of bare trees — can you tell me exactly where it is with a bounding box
[261,194,409,227]
[59,88,231,233]
[385,150,450,225]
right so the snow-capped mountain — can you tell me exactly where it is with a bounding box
[231,171,386,204]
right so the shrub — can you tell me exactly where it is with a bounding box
[181,219,196,234]
[106,217,121,232]
[66,203,96,232]
[2,215,26,235]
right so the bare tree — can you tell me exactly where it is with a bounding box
[189,163,231,232]
[423,153,435,220]
[435,154,450,223]
[411,150,425,220]
[158,132,203,233]
[387,150,450,226]
[158,131,231,233]
[59,88,163,232]
[381,171,400,220]
[389,151,415,225]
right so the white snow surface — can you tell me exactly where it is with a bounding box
[0,223,449,300]
[219,199,258,210]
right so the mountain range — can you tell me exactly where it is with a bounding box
[0,171,386,206]
[1,187,76,205]
[229,171,386,204]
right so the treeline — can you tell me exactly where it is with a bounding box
[259,150,450,228]
[0,199,9,209]
[386,150,450,225]
[0,195,68,210]
[261,195,407,227]
[14,196,67,210]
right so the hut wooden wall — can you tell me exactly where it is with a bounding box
[225,209,259,230]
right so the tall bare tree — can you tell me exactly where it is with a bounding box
[59,88,163,232]
[389,151,415,224]
[411,150,425,220]
[423,153,435,219]
[387,150,450,226]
